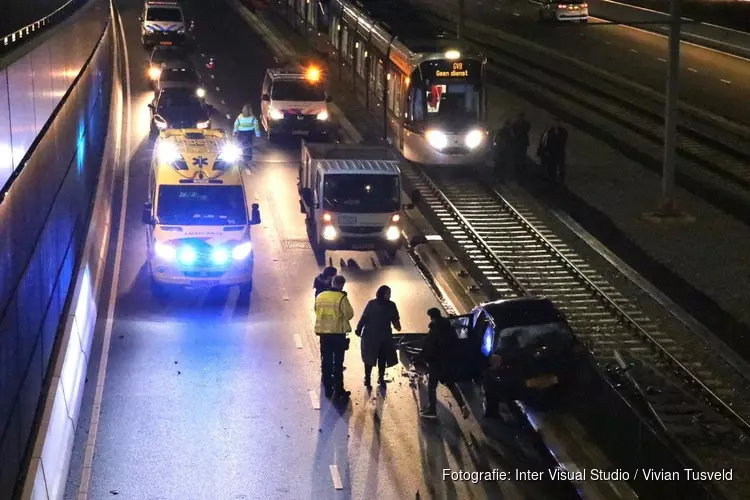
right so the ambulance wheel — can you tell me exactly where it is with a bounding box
[481,384,499,418]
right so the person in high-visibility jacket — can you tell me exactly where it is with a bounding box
[315,274,354,400]
[233,104,261,162]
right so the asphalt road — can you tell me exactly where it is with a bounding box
[61,0,580,498]
[411,0,750,127]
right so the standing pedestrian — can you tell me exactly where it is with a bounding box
[492,119,513,181]
[355,285,401,389]
[420,308,470,420]
[233,104,261,166]
[538,119,568,183]
[511,112,531,171]
[313,266,338,297]
[314,275,354,400]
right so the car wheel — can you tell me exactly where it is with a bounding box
[481,383,500,418]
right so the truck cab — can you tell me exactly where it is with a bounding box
[142,129,261,296]
[298,141,419,258]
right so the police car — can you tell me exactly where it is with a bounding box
[260,66,332,140]
[142,129,261,295]
[140,0,190,48]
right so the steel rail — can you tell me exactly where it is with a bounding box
[2,0,75,50]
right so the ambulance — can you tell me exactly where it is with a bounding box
[142,129,261,295]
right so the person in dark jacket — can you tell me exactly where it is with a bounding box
[420,308,470,420]
[511,112,531,171]
[313,266,338,297]
[492,119,513,181]
[355,285,401,388]
[538,119,568,183]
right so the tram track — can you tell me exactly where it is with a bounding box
[402,163,750,498]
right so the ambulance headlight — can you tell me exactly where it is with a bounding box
[178,246,197,265]
[196,120,210,129]
[196,87,206,98]
[156,141,181,163]
[270,109,283,120]
[425,130,448,150]
[211,248,229,265]
[218,143,242,163]
[322,225,337,241]
[386,226,400,241]
[232,242,253,260]
[154,241,176,260]
[148,67,162,80]
[465,129,485,149]
[316,110,328,121]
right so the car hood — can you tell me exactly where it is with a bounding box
[157,105,209,124]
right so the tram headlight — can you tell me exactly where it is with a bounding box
[465,129,485,149]
[322,225,337,240]
[425,130,448,150]
[386,225,400,241]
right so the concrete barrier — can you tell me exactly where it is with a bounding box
[17,8,120,500]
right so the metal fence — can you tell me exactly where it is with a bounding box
[0,0,111,496]
[1,0,88,55]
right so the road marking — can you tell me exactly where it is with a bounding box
[688,67,698,72]
[426,234,443,241]
[221,286,239,321]
[77,9,131,500]
[201,52,206,57]
[589,15,750,63]
[603,40,611,45]
[513,12,520,16]
[601,0,693,20]
[657,57,666,62]
[216,86,221,91]
[629,48,638,53]
[309,390,320,409]
[221,99,226,105]
[210,74,215,79]
[329,465,344,490]
[721,79,731,84]
[294,334,303,349]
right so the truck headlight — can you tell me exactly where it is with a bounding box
[386,226,400,241]
[232,242,253,260]
[322,225,337,241]
[154,241,176,260]
[465,129,485,149]
[196,120,210,129]
[425,130,448,150]
[316,110,328,121]
[270,109,283,120]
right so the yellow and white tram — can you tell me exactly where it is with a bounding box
[269,0,490,166]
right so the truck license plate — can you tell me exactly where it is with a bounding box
[525,375,558,389]
[339,215,357,225]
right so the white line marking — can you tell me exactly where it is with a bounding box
[721,79,731,84]
[216,86,220,91]
[513,12,520,16]
[329,465,344,490]
[201,52,206,57]
[657,57,666,62]
[309,390,320,409]
[688,67,698,72]
[629,48,638,53]
[221,286,239,321]
[702,21,750,36]
[294,334,303,349]
[589,16,750,62]
[601,0,693,20]
[221,99,226,105]
[77,10,131,500]
[210,74,215,79]
[603,40,611,45]
[425,234,443,241]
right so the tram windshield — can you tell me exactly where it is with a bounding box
[416,58,483,126]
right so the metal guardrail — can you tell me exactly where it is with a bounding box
[1,0,76,52]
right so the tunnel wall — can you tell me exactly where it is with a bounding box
[0,0,112,496]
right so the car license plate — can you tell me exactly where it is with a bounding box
[352,243,376,250]
[339,215,357,225]
[161,41,172,45]
[292,130,309,135]
[189,279,220,286]
[525,375,558,389]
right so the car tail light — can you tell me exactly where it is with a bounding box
[559,4,568,7]
[581,3,588,7]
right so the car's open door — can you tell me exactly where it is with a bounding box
[448,314,474,339]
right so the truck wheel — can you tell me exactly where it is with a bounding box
[481,383,500,418]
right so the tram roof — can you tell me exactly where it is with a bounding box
[353,0,469,54]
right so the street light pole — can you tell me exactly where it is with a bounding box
[457,0,465,39]
[660,0,682,214]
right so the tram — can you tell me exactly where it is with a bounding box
[269,0,490,166]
